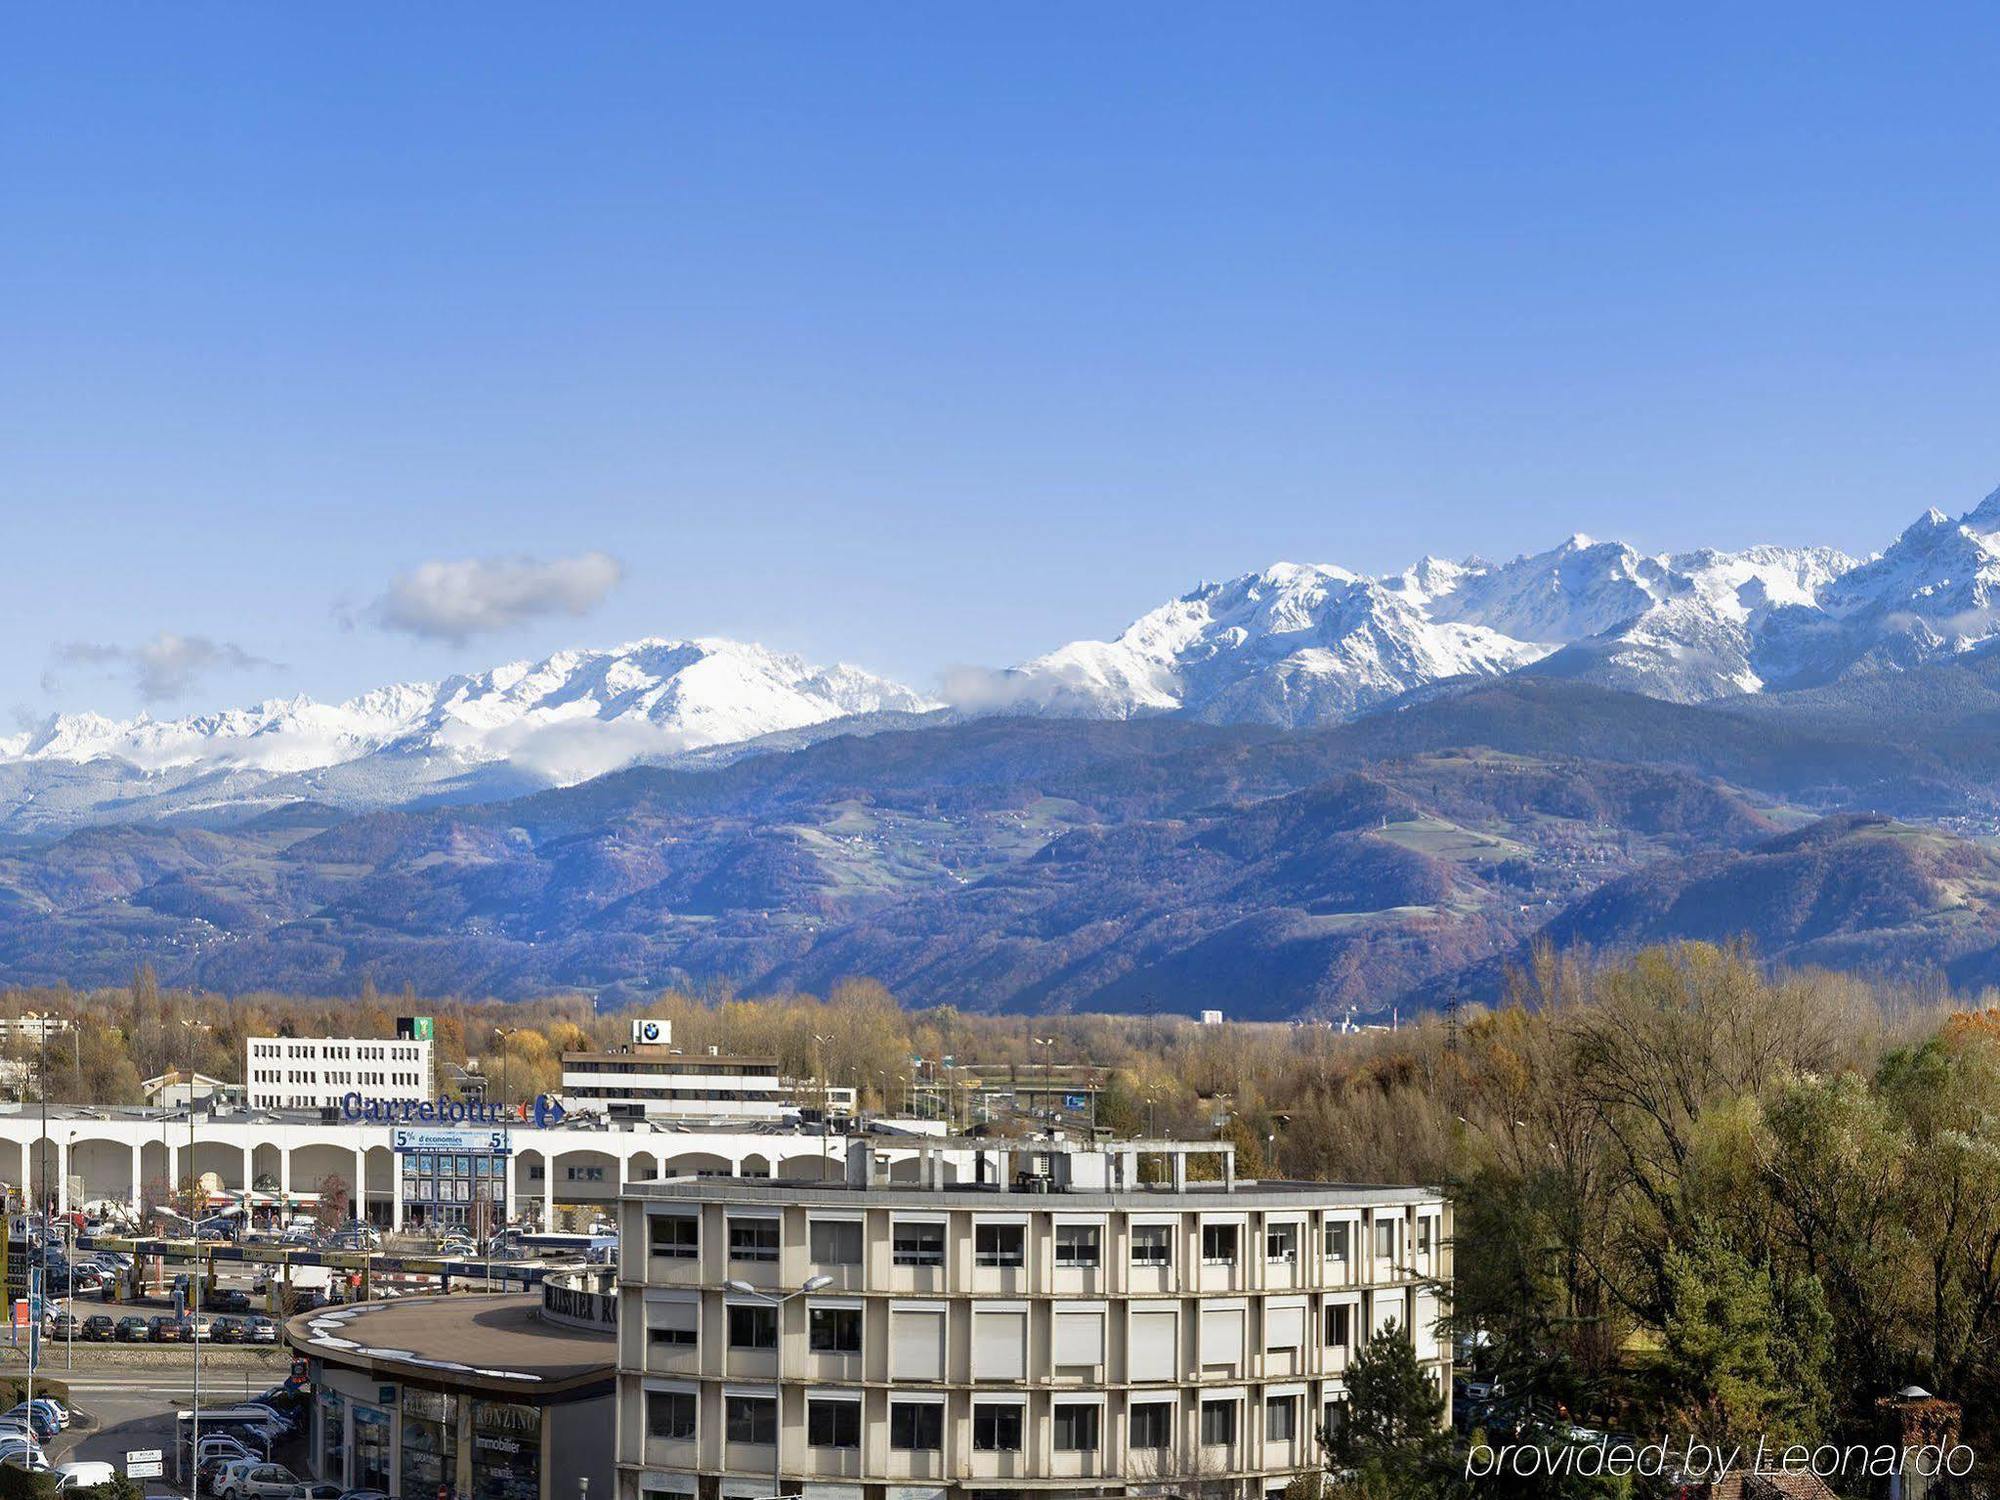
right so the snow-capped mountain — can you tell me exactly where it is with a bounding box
[12,483,2000,833]
[0,639,937,829]
[988,531,1865,720]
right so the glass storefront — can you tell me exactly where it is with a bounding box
[402,1388,458,1500]
[318,1389,345,1487]
[470,1400,540,1500]
[352,1404,393,1493]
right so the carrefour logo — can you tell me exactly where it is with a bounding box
[340,1092,566,1128]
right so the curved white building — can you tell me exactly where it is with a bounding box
[0,1103,895,1228]
[614,1138,1451,1500]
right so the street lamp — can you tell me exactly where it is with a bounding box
[722,1275,834,1500]
[181,1016,213,1478]
[491,1028,519,1265]
[1031,1037,1057,1126]
[811,1034,835,1177]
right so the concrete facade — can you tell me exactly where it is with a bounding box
[614,1141,1451,1500]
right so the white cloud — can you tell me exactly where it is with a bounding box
[372,551,624,644]
[477,718,689,785]
[51,633,280,702]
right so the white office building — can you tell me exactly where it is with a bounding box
[563,1033,856,1124]
[614,1137,1451,1500]
[246,1035,434,1111]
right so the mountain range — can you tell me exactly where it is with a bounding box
[13,486,2000,833]
[5,485,2000,1014]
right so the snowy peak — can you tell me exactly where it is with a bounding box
[5,638,936,786]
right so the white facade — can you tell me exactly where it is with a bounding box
[614,1141,1452,1500]
[246,1035,433,1110]
[562,1046,857,1123]
[0,1103,941,1233]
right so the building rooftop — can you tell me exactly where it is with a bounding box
[284,1293,614,1397]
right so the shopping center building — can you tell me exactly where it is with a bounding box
[0,1101,943,1229]
[614,1136,1451,1500]
[286,1272,618,1500]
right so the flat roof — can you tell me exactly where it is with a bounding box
[626,1176,1446,1211]
[284,1293,613,1399]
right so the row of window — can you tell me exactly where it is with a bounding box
[650,1299,1371,1356]
[643,1392,1286,1451]
[649,1215,1435,1268]
[250,1042,424,1061]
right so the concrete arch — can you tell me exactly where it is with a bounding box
[626,1150,660,1184]
[660,1150,732,1179]
[776,1153,842,1183]
[70,1137,138,1205]
[739,1152,772,1180]
[289,1142,358,1198]
[548,1147,618,1189]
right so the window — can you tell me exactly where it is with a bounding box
[729,1218,779,1262]
[645,1390,695,1441]
[1130,1402,1174,1450]
[1054,1223,1101,1268]
[1324,1221,1351,1261]
[809,1306,862,1354]
[724,1395,775,1445]
[648,1304,704,1352]
[1201,1223,1238,1264]
[649,1216,697,1259]
[1374,1218,1397,1259]
[1053,1404,1101,1452]
[971,1309,1026,1380]
[1267,1396,1297,1442]
[1416,1217,1435,1255]
[1131,1223,1173,1266]
[975,1223,1024,1268]
[1266,1223,1298,1262]
[1201,1400,1238,1446]
[972,1403,1023,1452]
[806,1399,860,1450]
[727,1303,777,1349]
[1325,1303,1353,1349]
[892,1222,945,1266]
[890,1402,943,1451]
[809,1220,862,1265]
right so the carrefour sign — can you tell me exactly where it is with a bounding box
[338,1093,567,1128]
[341,1093,506,1126]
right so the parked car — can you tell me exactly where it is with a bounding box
[242,1315,279,1345]
[286,1487,342,1500]
[210,1315,245,1344]
[44,1310,79,1341]
[207,1288,252,1313]
[4,1405,59,1440]
[115,1314,151,1342]
[79,1314,115,1342]
[0,1440,50,1472]
[215,1460,299,1500]
[53,1461,117,1492]
[183,1312,216,1341]
[147,1314,181,1342]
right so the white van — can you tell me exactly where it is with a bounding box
[54,1460,117,1491]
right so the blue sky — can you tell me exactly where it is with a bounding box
[5,5,1999,717]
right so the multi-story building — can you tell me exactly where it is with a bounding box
[246,1035,434,1111]
[614,1137,1451,1500]
[563,1029,856,1123]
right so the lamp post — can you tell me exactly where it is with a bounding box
[812,1034,834,1178]
[26,1012,47,1429]
[64,1131,73,1374]
[181,1016,212,1483]
[490,1028,517,1282]
[1031,1036,1056,1127]
[723,1274,834,1500]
